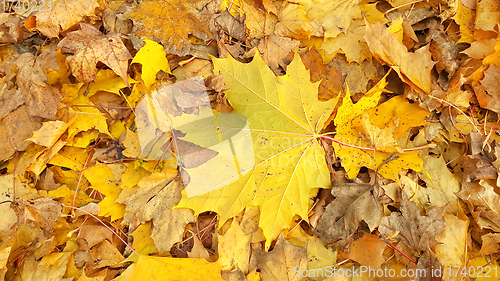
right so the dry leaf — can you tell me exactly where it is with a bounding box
[58,23,132,85]
[365,21,436,94]
[25,0,100,37]
[124,0,213,56]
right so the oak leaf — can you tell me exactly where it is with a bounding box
[58,23,132,85]
[365,22,436,94]
[124,0,213,56]
[176,52,337,249]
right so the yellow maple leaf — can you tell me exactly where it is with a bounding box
[333,78,424,180]
[176,52,338,249]
[131,40,171,91]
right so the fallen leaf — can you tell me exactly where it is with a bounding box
[242,0,277,40]
[457,180,500,231]
[188,235,209,259]
[116,171,194,254]
[245,35,300,74]
[0,105,43,161]
[306,0,362,39]
[348,233,386,269]
[131,222,159,256]
[0,52,61,120]
[274,2,318,40]
[20,252,72,281]
[124,0,213,56]
[434,213,468,281]
[365,21,436,94]
[379,200,444,255]
[131,40,171,91]
[480,233,500,256]
[83,163,126,221]
[256,234,308,280]
[333,78,423,180]
[25,0,100,37]
[418,155,461,214]
[315,182,381,247]
[58,23,132,85]
[177,52,337,249]
[218,219,251,273]
[475,0,500,32]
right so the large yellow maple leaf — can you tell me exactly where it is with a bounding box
[176,52,338,249]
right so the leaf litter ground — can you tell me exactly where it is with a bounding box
[1,0,500,280]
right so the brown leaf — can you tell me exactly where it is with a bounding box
[480,233,500,256]
[256,234,308,280]
[214,11,246,42]
[0,105,43,161]
[300,47,343,101]
[17,198,63,232]
[58,23,132,85]
[378,200,444,253]
[475,64,500,113]
[124,0,213,56]
[365,21,436,94]
[25,0,100,38]
[0,52,61,120]
[116,173,194,254]
[245,35,300,74]
[315,183,381,248]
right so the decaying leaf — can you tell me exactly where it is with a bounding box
[58,23,132,85]
[315,182,381,247]
[124,0,213,56]
[256,234,308,280]
[379,200,444,255]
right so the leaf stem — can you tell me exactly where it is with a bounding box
[318,135,436,152]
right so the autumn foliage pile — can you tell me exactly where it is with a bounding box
[1,0,500,280]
